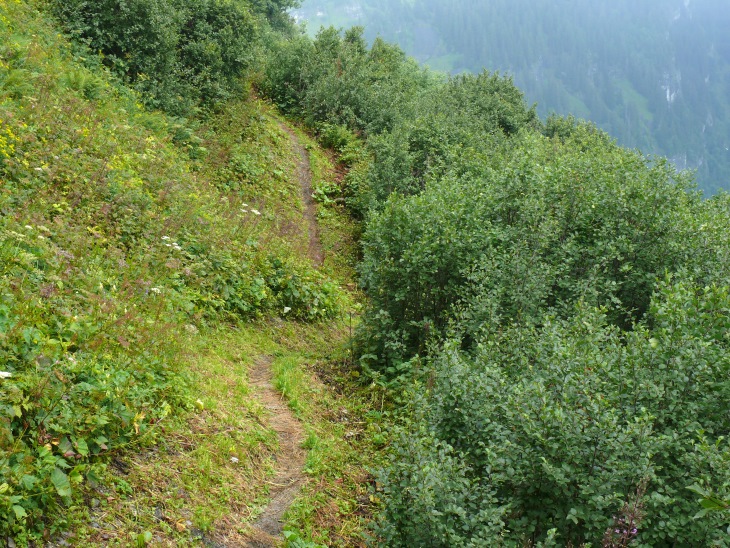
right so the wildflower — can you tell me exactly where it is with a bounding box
[0,372,11,379]
[251,209,261,216]
[283,307,292,314]
[24,225,33,230]
[230,457,239,464]
[150,287,161,294]
[162,236,171,241]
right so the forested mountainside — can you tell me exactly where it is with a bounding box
[5,0,730,546]
[294,0,730,195]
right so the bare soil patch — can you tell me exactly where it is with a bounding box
[242,356,306,547]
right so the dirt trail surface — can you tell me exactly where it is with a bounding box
[241,123,320,547]
[243,356,306,547]
[279,122,324,267]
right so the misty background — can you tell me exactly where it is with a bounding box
[293,0,730,194]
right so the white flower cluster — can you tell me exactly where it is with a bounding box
[240,203,261,215]
[162,236,182,251]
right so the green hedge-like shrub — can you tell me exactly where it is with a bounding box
[48,0,258,114]
[377,280,730,545]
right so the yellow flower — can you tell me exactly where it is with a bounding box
[0,122,17,160]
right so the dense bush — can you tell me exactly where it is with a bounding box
[363,71,538,204]
[48,0,259,114]
[378,280,730,545]
[259,21,730,543]
[375,426,507,546]
[263,26,433,135]
[357,126,698,371]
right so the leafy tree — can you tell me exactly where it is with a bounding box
[263,26,432,134]
[358,122,697,371]
[49,0,260,114]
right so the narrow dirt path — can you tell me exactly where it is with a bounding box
[278,122,324,267]
[240,122,322,547]
[244,357,306,547]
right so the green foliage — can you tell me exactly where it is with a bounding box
[0,1,342,540]
[259,20,730,543]
[359,71,537,212]
[250,0,300,31]
[262,26,433,135]
[48,0,260,114]
[358,125,698,371]
[315,122,367,168]
[374,425,506,546]
[264,257,342,321]
[283,529,327,548]
[379,280,730,544]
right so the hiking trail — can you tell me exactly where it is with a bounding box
[243,357,306,547]
[279,122,324,267]
[243,125,322,546]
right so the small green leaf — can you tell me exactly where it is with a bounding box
[20,475,38,490]
[51,467,72,498]
[75,438,89,457]
[700,496,728,510]
[687,484,708,497]
[59,436,74,455]
[136,531,153,547]
[12,505,27,520]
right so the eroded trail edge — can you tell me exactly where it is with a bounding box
[278,122,324,267]
[244,357,306,547]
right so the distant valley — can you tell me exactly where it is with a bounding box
[295,0,730,194]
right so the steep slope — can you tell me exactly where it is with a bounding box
[1,2,376,544]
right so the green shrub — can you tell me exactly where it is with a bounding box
[356,70,537,211]
[0,221,186,539]
[377,280,730,545]
[263,26,432,135]
[47,0,259,114]
[358,127,697,373]
[264,258,342,321]
[374,425,506,547]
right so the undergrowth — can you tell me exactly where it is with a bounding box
[0,0,346,541]
[51,317,383,547]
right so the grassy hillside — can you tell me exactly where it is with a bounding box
[8,0,730,545]
[1,1,378,544]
